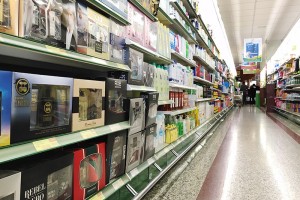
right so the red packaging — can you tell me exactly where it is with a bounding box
[73,143,106,199]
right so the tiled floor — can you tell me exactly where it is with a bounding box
[145,106,300,200]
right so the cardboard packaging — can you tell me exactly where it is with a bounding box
[125,47,144,86]
[100,0,128,19]
[140,92,159,127]
[72,79,105,132]
[144,18,158,51]
[155,114,165,153]
[0,0,19,36]
[147,64,155,87]
[142,62,148,87]
[127,3,145,46]
[0,171,21,199]
[109,20,126,64]
[106,130,127,183]
[73,142,106,199]
[125,131,142,172]
[87,8,110,60]
[124,98,145,135]
[76,2,88,54]
[0,71,73,146]
[143,123,156,161]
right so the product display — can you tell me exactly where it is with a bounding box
[72,79,105,132]
[73,143,106,200]
[0,171,21,199]
[106,130,127,183]
[143,123,156,161]
[155,114,165,153]
[127,3,145,45]
[125,47,144,86]
[126,131,143,172]
[124,98,145,135]
[0,0,18,36]
[144,18,158,51]
[141,92,159,127]
[76,2,88,54]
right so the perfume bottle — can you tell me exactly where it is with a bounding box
[30,88,39,129]
[79,90,88,121]
[55,87,69,125]
[0,0,11,28]
[37,87,55,127]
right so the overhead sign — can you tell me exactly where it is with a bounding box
[243,69,261,74]
[243,38,262,62]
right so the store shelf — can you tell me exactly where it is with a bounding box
[90,106,232,200]
[157,106,197,116]
[0,33,131,72]
[125,39,172,64]
[169,17,197,44]
[169,82,196,90]
[196,98,214,102]
[128,0,158,21]
[170,1,195,33]
[87,0,130,25]
[181,0,197,18]
[280,99,300,102]
[171,50,197,67]
[292,74,300,78]
[193,76,214,86]
[157,7,174,26]
[0,122,131,164]
[193,55,216,72]
[285,84,300,88]
[127,84,157,92]
[273,107,300,118]
[212,88,222,93]
[158,100,174,106]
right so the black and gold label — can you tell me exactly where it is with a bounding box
[15,78,30,96]
[44,102,52,114]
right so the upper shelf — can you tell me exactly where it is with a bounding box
[87,0,130,25]
[193,55,216,72]
[0,33,131,72]
[127,84,157,92]
[171,50,197,67]
[128,0,158,21]
[181,0,197,18]
[169,82,196,90]
[157,7,174,26]
[158,100,174,106]
[125,39,172,65]
[193,76,214,86]
[0,121,131,164]
[169,17,197,44]
[157,106,197,116]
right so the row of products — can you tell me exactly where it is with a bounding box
[196,85,204,99]
[275,101,300,113]
[286,77,300,86]
[153,65,170,101]
[170,31,195,61]
[194,64,214,82]
[276,91,300,100]
[193,45,216,68]
[168,63,194,87]
[0,70,159,147]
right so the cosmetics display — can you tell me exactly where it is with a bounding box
[168,63,194,87]
[0,171,21,199]
[124,98,145,135]
[0,0,18,36]
[106,130,127,183]
[72,79,105,132]
[143,123,156,161]
[157,22,171,59]
[73,142,106,199]
[101,0,128,19]
[126,131,143,172]
[153,65,169,101]
[141,92,159,127]
[127,3,145,46]
[125,47,144,86]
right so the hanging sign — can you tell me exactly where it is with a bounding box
[243,69,261,74]
[243,38,262,62]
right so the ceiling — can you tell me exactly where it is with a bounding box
[217,0,300,68]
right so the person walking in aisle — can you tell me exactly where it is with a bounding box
[249,84,257,105]
[240,82,248,105]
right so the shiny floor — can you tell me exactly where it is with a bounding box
[145,106,300,200]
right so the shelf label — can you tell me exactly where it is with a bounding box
[130,168,139,178]
[109,123,122,132]
[81,129,97,139]
[33,138,59,152]
[90,192,105,200]
[112,179,124,190]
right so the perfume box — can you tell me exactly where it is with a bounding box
[100,0,128,19]
[144,18,158,51]
[106,130,127,183]
[72,79,105,132]
[142,62,148,87]
[73,142,106,200]
[140,92,159,127]
[0,0,18,36]
[0,171,21,199]
[0,71,12,147]
[125,47,144,86]
[143,123,156,161]
[127,3,145,46]
[124,98,145,135]
[125,131,142,172]
[0,71,73,145]
[87,8,110,60]
[155,114,165,153]
[109,32,126,64]
[76,2,88,54]
[146,64,155,87]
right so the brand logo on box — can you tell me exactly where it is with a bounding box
[114,80,122,88]
[44,102,52,114]
[15,78,30,95]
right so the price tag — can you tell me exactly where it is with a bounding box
[81,130,97,139]
[130,168,139,178]
[112,179,124,190]
[33,138,59,152]
[90,192,105,200]
[109,123,122,132]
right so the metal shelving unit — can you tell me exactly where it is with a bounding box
[171,50,197,67]
[193,76,214,86]
[193,55,216,72]
[169,18,197,44]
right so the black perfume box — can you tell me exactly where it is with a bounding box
[0,171,21,199]
[109,33,126,64]
[124,47,144,86]
[0,71,73,146]
[140,92,159,127]
[123,98,145,135]
[106,130,127,183]
[143,123,156,161]
[125,131,142,172]
[1,153,73,200]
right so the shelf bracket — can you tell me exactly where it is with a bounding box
[126,184,138,196]
[171,149,179,157]
[153,163,163,172]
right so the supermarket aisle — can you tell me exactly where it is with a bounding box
[198,106,300,200]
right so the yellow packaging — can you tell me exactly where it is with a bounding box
[0,0,18,36]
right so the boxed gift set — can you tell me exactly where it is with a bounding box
[106,130,127,183]
[73,142,106,199]
[76,2,88,54]
[125,131,143,172]
[0,171,21,199]
[124,98,145,135]
[143,123,156,161]
[109,19,126,64]
[72,79,105,132]
[87,8,110,60]
[125,47,144,86]
[101,0,128,19]
[127,3,145,45]
[141,92,159,127]
[0,71,73,146]
[143,63,155,87]
[144,18,158,51]
[0,0,19,36]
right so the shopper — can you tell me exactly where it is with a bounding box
[240,82,248,105]
[249,84,257,105]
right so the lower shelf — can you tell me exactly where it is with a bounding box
[89,106,233,200]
